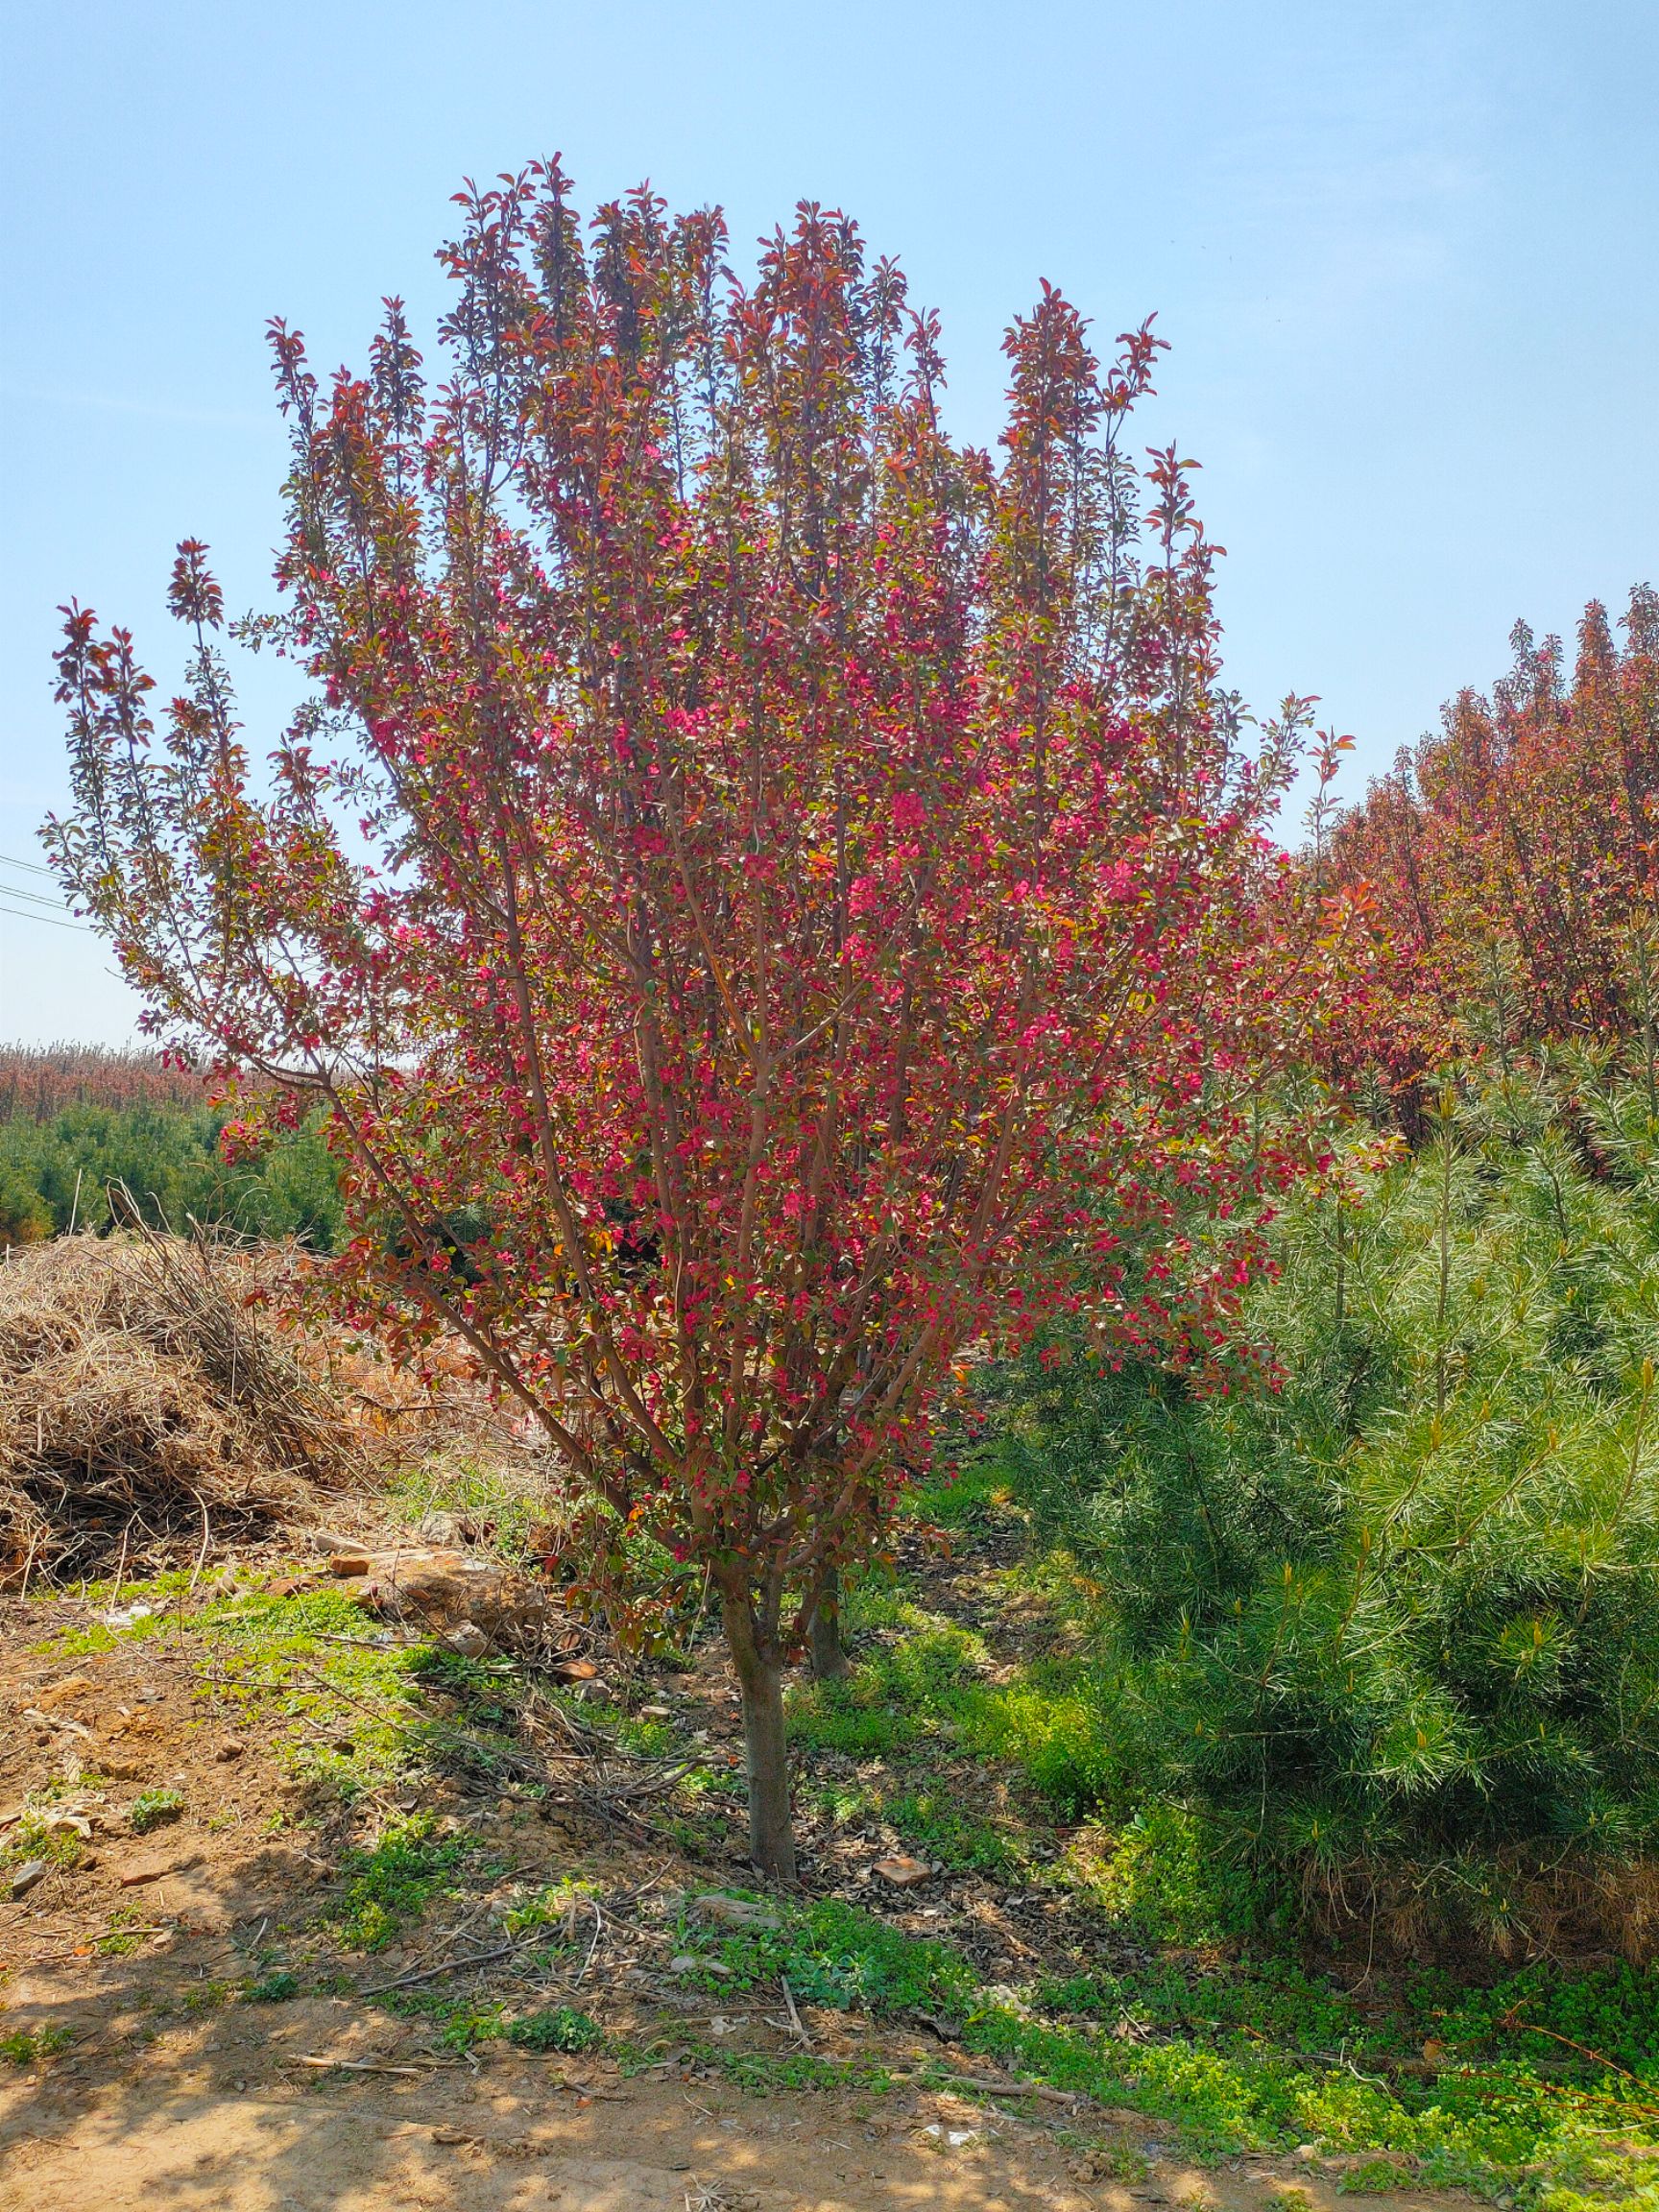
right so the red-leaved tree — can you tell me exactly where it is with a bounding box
[1331,588,1659,1084]
[49,168,1351,1873]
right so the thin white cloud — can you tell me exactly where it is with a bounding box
[0,381,274,432]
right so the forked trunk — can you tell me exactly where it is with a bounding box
[722,1593,796,1882]
[808,1567,851,1680]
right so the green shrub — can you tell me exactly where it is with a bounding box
[991,1062,1659,1933]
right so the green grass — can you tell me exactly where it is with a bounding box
[201,1584,430,1799]
[902,1455,1011,1535]
[325,1815,478,1953]
[792,1576,1127,1821]
[655,1877,1659,2200]
[0,2025,74,2065]
[386,1991,509,2052]
[788,1581,1120,1886]
[720,2047,903,2095]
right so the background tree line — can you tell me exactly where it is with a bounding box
[0,1047,341,1248]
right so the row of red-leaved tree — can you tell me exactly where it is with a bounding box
[1329,588,1659,1089]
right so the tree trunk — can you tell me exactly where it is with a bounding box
[808,1568,851,1680]
[722,1594,796,1882]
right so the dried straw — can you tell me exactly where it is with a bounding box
[0,1226,370,1588]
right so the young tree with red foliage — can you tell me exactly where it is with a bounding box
[49,168,1350,1874]
[1332,588,1659,1076]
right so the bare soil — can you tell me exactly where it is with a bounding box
[0,1580,1451,2212]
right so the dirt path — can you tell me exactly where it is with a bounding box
[0,1965,1450,2212]
[0,2035,1194,2210]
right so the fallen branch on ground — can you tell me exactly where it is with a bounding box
[358,1936,527,1997]
[293,2055,429,2077]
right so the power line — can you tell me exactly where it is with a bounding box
[0,851,55,877]
[0,881,71,911]
[0,901,93,933]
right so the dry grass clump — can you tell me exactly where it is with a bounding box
[0,1229,370,1589]
[1303,1849,1659,1968]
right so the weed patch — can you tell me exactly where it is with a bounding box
[0,2024,73,2065]
[787,1609,986,1760]
[1064,1803,1269,1943]
[883,1787,1022,1872]
[325,1815,477,1952]
[506,2006,602,2054]
[672,1889,974,2016]
[244,1970,302,2003]
[2,1810,84,1872]
[127,1787,184,1835]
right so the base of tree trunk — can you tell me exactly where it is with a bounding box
[808,1569,852,1680]
[723,1596,797,1882]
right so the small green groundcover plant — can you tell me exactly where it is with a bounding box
[244,1970,302,2004]
[376,1993,602,2056]
[127,1788,186,1835]
[326,1815,475,1953]
[505,2008,603,2054]
[0,2024,73,2066]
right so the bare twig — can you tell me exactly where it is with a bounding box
[935,2071,1077,2106]
[185,1489,213,1602]
[293,2055,427,2078]
[573,1895,604,1987]
[358,1938,524,1997]
[780,1975,810,2050]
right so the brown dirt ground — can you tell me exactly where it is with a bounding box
[0,1575,1453,2212]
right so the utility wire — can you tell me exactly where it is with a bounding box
[0,851,55,877]
[0,881,72,911]
[0,901,93,933]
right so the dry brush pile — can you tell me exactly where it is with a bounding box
[0,1228,370,1588]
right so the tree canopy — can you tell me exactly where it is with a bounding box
[48,167,1353,1871]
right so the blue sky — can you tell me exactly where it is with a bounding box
[2,0,1654,1044]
